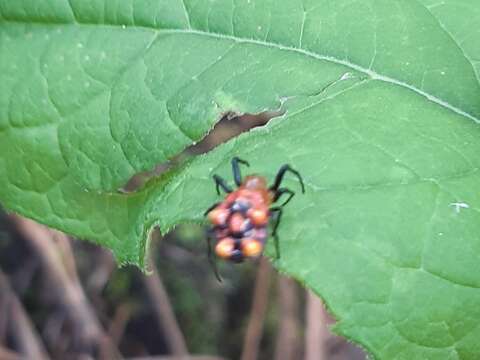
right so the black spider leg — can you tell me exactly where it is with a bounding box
[269,164,306,194]
[204,202,221,216]
[273,188,295,207]
[269,207,283,259]
[269,207,283,260]
[206,228,222,282]
[231,157,250,186]
[213,174,233,195]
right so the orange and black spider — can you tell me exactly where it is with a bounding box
[204,157,305,281]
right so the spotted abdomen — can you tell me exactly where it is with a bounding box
[208,197,270,262]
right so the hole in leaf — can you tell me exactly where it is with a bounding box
[122,110,282,192]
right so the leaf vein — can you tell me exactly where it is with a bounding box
[1,20,479,124]
[417,0,480,84]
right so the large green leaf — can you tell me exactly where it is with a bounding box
[2,0,480,358]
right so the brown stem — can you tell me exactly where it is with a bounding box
[87,247,116,294]
[141,264,188,356]
[274,276,300,360]
[240,258,272,360]
[108,303,132,346]
[304,290,329,360]
[0,291,8,342]
[0,269,50,360]
[9,215,119,358]
[126,356,225,360]
[0,345,23,360]
[49,230,79,283]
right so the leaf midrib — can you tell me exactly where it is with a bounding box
[1,19,479,125]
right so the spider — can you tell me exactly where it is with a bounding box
[204,157,305,280]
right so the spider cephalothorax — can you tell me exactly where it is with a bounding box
[204,157,305,280]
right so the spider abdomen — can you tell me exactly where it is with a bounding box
[209,190,271,262]
[205,157,305,280]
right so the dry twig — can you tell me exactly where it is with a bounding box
[108,303,132,346]
[87,247,116,294]
[127,356,225,360]
[274,276,300,360]
[0,269,49,360]
[0,345,23,360]
[9,215,119,358]
[141,263,189,356]
[240,258,272,360]
[304,290,329,360]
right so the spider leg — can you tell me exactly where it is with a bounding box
[269,164,305,193]
[273,188,295,207]
[231,157,250,186]
[204,202,221,216]
[269,207,283,260]
[213,174,233,195]
[206,228,222,282]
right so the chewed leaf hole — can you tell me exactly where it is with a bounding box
[122,111,282,193]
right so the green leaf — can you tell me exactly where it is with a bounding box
[2,0,480,358]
